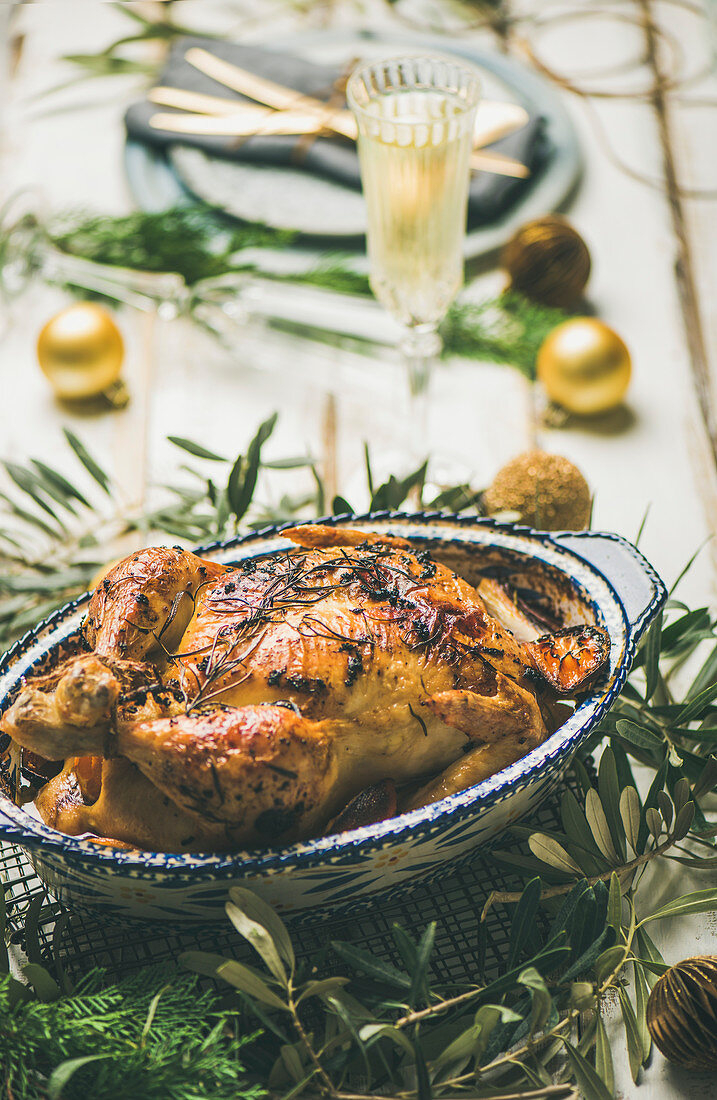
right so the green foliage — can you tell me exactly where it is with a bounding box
[585,585,717,838]
[172,798,717,1100]
[0,416,487,650]
[33,3,223,99]
[440,291,568,379]
[0,951,262,1100]
[49,206,296,287]
[23,205,565,372]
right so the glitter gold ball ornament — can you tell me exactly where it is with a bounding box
[646,955,717,1070]
[537,317,631,415]
[501,216,591,308]
[37,303,128,406]
[483,449,591,530]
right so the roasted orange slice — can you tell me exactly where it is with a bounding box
[525,626,610,695]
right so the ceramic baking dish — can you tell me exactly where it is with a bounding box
[0,513,665,923]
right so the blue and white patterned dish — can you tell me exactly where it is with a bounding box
[0,514,665,924]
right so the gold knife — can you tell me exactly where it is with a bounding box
[149,109,529,178]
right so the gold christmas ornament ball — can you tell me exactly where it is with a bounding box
[537,317,631,415]
[483,449,591,530]
[646,955,717,1070]
[501,215,591,308]
[37,302,125,401]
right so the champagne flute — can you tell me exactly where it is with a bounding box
[347,56,480,417]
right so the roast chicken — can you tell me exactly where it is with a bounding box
[1,526,609,851]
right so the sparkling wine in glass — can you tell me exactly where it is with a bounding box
[347,56,480,403]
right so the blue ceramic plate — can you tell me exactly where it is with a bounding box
[0,515,664,924]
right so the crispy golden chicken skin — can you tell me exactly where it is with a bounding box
[1,527,607,851]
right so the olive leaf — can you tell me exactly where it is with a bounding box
[633,962,652,1061]
[560,790,607,870]
[331,941,412,990]
[409,921,436,1008]
[181,949,288,1012]
[216,960,290,1012]
[561,1038,613,1100]
[615,718,663,753]
[638,886,717,924]
[585,790,620,863]
[598,748,627,860]
[168,436,227,462]
[22,963,61,1003]
[518,966,552,1034]
[226,886,295,977]
[606,872,622,931]
[225,900,290,985]
[619,985,644,1082]
[619,785,641,853]
[507,877,541,969]
[594,1012,614,1093]
[528,834,583,876]
[63,428,112,495]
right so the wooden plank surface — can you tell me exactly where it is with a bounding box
[0,3,715,1095]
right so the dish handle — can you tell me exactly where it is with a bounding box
[553,531,667,643]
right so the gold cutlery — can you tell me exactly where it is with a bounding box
[149,108,342,139]
[171,47,530,178]
[148,107,529,178]
[149,81,529,151]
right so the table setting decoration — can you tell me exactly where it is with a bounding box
[121,27,581,259]
[536,319,632,419]
[482,451,592,531]
[500,216,591,310]
[1,199,582,388]
[4,198,631,410]
[2,5,716,1098]
[645,954,717,1071]
[36,301,130,408]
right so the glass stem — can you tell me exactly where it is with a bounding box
[401,322,441,465]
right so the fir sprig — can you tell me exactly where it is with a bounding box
[49,207,297,287]
[0,958,263,1100]
[2,204,566,375]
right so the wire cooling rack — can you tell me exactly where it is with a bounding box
[1,765,590,986]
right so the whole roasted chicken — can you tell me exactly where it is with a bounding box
[1,526,608,851]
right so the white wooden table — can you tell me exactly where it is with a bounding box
[1,2,716,1096]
